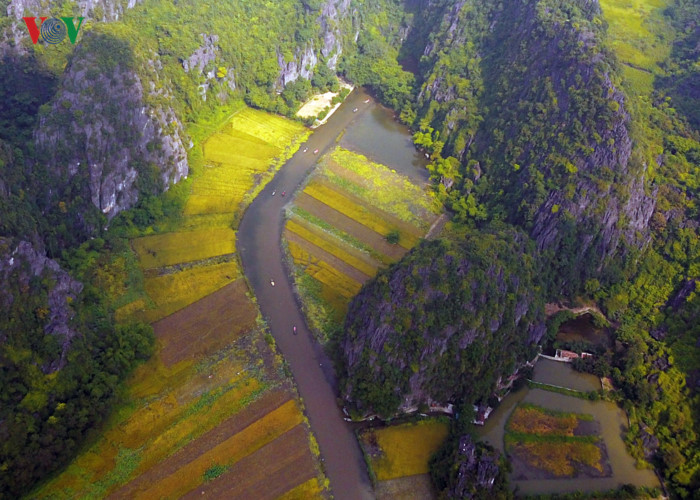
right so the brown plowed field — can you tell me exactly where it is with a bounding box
[285,229,372,284]
[295,193,408,261]
[182,424,317,499]
[109,390,291,499]
[153,279,257,366]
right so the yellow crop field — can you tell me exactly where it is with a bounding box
[134,400,304,499]
[286,219,379,277]
[277,478,324,499]
[361,420,449,481]
[508,405,580,437]
[288,240,363,299]
[227,108,306,147]
[324,148,442,227]
[304,182,420,249]
[139,261,239,323]
[132,227,236,269]
[135,378,265,476]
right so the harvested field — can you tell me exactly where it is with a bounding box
[304,181,421,249]
[132,227,236,269]
[360,420,449,481]
[153,279,257,367]
[376,474,436,500]
[182,425,317,499]
[140,260,240,323]
[112,397,300,499]
[286,218,379,278]
[295,193,408,261]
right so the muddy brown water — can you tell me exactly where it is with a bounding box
[477,358,659,495]
[238,88,427,500]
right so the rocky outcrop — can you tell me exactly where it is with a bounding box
[275,0,350,88]
[341,233,545,417]
[182,33,236,101]
[449,435,500,497]
[277,45,318,87]
[34,32,187,225]
[0,238,82,373]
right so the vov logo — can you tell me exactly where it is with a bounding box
[22,17,85,45]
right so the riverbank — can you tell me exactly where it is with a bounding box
[296,80,354,128]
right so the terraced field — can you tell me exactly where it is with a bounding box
[284,147,442,342]
[33,107,324,499]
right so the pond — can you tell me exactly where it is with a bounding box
[477,358,659,495]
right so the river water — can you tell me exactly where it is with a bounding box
[237,88,430,500]
[340,104,429,183]
[477,358,659,495]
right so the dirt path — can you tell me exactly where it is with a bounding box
[237,88,375,500]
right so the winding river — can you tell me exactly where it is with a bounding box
[238,89,386,500]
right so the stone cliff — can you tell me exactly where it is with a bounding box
[340,233,545,417]
[34,32,187,228]
[0,238,83,373]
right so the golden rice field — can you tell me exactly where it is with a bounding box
[322,148,442,228]
[359,420,449,481]
[132,227,236,269]
[284,146,441,342]
[287,240,363,299]
[286,218,380,278]
[36,107,324,499]
[304,181,421,249]
[139,260,240,323]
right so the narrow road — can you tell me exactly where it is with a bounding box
[237,90,374,500]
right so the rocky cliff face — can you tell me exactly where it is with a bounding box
[416,0,655,293]
[34,32,187,226]
[340,233,545,417]
[275,0,350,88]
[0,238,82,373]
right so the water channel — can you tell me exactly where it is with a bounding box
[478,358,659,495]
[237,88,428,500]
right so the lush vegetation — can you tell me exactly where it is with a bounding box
[340,228,545,418]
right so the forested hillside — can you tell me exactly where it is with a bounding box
[1,0,699,497]
[338,0,700,496]
[0,0,406,495]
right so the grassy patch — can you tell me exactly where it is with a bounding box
[359,420,449,481]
